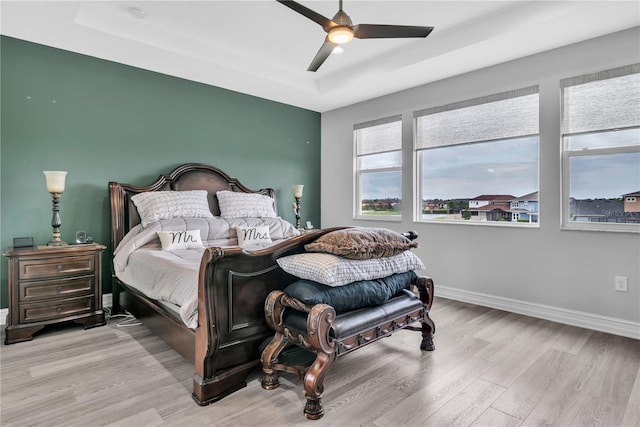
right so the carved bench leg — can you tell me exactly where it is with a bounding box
[414,276,436,351]
[421,311,436,351]
[303,351,336,420]
[261,331,288,390]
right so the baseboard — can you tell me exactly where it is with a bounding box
[5,291,637,339]
[437,286,640,340]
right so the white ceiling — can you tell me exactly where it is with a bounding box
[2,1,639,112]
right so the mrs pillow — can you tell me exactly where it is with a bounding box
[131,190,213,227]
[236,225,272,247]
[216,190,277,219]
[157,230,204,251]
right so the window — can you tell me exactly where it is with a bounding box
[561,64,640,231]
[354,116,402,220]
[415,87,539,225]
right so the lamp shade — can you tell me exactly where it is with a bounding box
[43,171,68,193]
[292,185,304,198]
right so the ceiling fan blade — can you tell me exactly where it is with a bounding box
[353,24,434,39]
[307,40,337,72]
[276,0,337,32]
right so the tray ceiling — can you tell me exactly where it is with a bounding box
[2,1,639,112]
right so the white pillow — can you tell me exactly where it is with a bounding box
[157,230,204,251]
[276,251,425,287]
[217,190,276,219]
[236,225,272,247]
[132,190,213,227]
[226,217,300,240]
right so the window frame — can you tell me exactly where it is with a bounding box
[560,64,640,233]
[353,115,403,222]
[413,86,540,227]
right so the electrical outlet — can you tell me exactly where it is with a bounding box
[614,276,628,292]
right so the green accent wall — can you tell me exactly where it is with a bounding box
[0,36,321,308]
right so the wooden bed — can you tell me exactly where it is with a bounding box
[109,163,339,405]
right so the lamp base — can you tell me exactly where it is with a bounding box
[48,192,67,247]
[294,197,301,229]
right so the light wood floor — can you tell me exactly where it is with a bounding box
[1,297,639,427]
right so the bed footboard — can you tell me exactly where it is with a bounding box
[192,229,344,405]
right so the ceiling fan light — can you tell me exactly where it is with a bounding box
[327,26,354,44]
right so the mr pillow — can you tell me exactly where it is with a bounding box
[157,230,204,251]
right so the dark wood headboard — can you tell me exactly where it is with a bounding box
[109,163,275,252]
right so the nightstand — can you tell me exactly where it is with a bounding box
[3,243,107,344]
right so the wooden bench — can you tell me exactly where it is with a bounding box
[260,275,435,420]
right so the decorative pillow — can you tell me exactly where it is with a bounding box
[131,190,213,227]
[276,251,425,286]
[236,225,272,247]
[283,271,417,313]
[216,190,277,219]
[226,217,299,240]
[305,227,418,260]
[157,230,204,251]
[153,217,231,241]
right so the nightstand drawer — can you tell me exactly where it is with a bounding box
[19,276,95,302]
[19,255,95,280]
[19,296,94,323]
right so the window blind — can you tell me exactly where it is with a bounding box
[354,115,402,155]
[561,64,640,136]
[414,86,539,149]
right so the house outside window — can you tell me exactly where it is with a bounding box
[561,64,640,231]
[354,115,402,220]
[414,86,539,226]
[509,192,539,223]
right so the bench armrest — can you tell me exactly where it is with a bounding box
[413,276,435,311]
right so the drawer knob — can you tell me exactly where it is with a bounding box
[56,264,63,272]
[56,307,62,313]
[56,286,63,293]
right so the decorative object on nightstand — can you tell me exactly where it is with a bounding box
[292,184,304,229]
[43,170,68,246]
[3,243,107,344]
[13,237,34,248]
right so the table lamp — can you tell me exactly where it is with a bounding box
[43,171,68,246]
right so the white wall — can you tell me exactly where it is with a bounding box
[321,27,640,337]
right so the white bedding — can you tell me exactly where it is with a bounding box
[115,245,206,328]
[114,217,299,329]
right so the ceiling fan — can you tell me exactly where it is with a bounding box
[276,0,434,72]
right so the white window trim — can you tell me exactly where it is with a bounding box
[560,64,640,233]
[353,115,402,222]
[561,142,640,233]
[413,86,540,227]
[354,164,403,222]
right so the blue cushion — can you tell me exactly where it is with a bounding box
[283,270,418,313]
